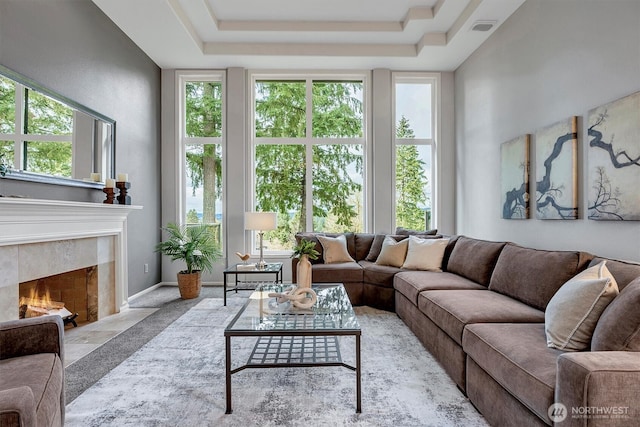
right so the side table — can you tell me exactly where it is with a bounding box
[223,262,283,306]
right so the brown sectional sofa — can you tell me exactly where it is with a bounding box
[0,316,65,427]
[292,231,441,311]
[293,232,640,426]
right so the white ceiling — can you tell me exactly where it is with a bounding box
[91,0,525,71]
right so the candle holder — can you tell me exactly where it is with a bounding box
[103,187,116,204]
[116,181,131,205]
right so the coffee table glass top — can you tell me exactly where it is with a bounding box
[224,262,283,273]
[226,283,360,333]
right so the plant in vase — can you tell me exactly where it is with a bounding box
[155,222,222,299]
[291,238,319,289]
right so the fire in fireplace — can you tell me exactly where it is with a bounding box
[18,266,98,327]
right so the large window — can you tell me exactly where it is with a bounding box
[251,75,366,252]
[179,74,224,249]
[393,74,436,230]
[0,74,73,177]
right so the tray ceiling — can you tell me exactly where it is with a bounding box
[91,0,525,70]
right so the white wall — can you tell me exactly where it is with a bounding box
[455,0,640,262]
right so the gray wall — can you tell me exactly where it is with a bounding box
[455,0,640,261]
[0,0,162,295]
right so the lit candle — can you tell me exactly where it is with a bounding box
[105,178,116,188]
[90,173,101,182]
[117,173,128,182]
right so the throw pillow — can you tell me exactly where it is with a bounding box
[375,236,409,267]
[545,261,619,351]
[365,234,407,262]
[402,236,450,271]
[317,234,355,264]
[591,276,640,351]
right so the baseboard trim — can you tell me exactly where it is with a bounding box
[128,282,224,303]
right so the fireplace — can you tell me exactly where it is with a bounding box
[0,198,140,323]
[19,267,100,326]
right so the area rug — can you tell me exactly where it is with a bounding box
[65,298,488,426]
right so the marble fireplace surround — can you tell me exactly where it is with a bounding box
[0,198,141,322]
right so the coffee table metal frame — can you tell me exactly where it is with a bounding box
[222,262,283,306]
[224,283,361,414]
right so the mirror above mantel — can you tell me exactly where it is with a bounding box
[0,64,115,189]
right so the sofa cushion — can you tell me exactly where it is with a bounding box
[395,227,438,236]
[360,260,402,287]
[394,271,486,305]
[545,261,619,351]
[488,243,593,311]
[317,234,355,263]
[296,232,356,264]
[446,236,506,286]
[0,353,63,427]
[354,233,376,261]
[591,276,640,351]
[418,290,545,345]
[310,262,363,283]
[402,237,449,271]
[589,257,640,290]
[375,236,408,267]
[463,323,562,424]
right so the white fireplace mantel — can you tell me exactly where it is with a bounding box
[0,198,142,314]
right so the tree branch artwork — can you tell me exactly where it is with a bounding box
[535,117,578,220]
[501,135,530,219]
[587,91,640,221]
[588,166,622,220]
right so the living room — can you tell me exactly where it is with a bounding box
[1,0,639,426]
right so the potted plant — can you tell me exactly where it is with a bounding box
[155,222,222,299]
[291,239,320,288]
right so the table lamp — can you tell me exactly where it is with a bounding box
[245,212,277,269]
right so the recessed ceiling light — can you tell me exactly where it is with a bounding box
[471,20,497,32]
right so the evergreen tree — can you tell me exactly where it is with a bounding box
[184,82,222,226]
[396,116,429,230]
[255,81,363,242]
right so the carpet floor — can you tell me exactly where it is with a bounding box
[65,291,488,426]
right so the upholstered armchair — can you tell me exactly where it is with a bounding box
[0,316,65,427]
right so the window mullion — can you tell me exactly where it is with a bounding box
[305,79,314,231]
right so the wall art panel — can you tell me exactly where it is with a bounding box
[501,134,530,219]
[587,91,640,220]
[535,116,578,219]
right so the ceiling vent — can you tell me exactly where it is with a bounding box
[471,20,497,32]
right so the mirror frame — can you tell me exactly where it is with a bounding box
[0,64,116,189]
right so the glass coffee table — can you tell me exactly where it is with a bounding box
[224,283,361,414]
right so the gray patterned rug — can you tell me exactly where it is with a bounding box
[65,298,488,426]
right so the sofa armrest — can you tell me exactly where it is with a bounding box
[0,316,64,362]
[0,386,36,427]
[556,351,640,426]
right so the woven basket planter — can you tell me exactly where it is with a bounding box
[177,271,202,299]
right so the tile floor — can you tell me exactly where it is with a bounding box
[63,307,157,367]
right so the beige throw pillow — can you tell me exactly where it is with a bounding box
[545,261,619,351]
[402,236,449,271]
[317,234,355,264]
[375,236,409,267]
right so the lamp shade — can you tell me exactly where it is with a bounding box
[245,212,277,231]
